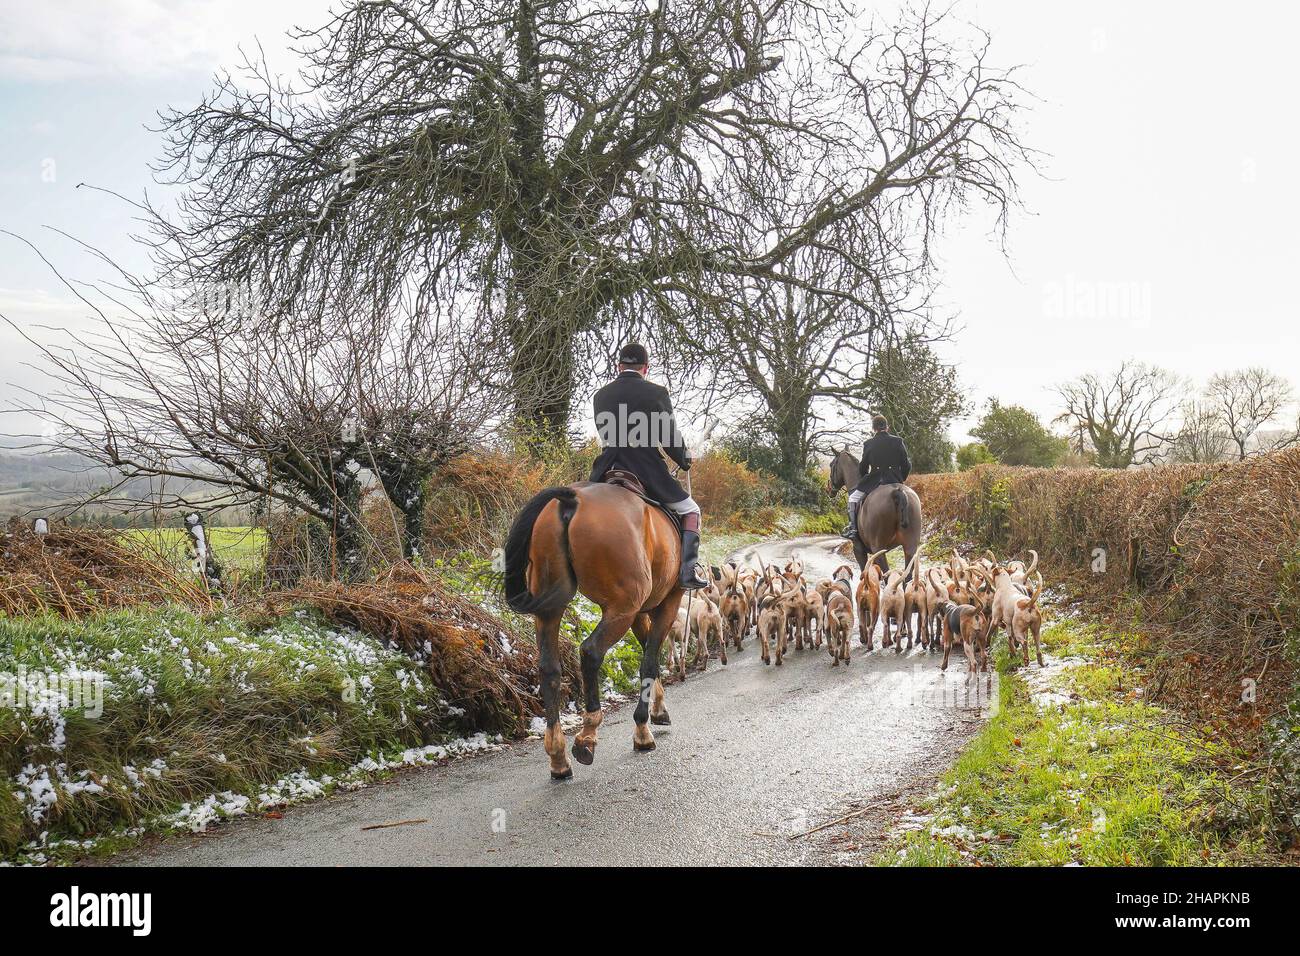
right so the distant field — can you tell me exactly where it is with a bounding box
[123,526,267,569]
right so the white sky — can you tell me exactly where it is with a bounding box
[1,0,1297,444]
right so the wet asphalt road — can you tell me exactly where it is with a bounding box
[117,536,992,866]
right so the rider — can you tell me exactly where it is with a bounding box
[843,414,912,539]
[589,342,708,589]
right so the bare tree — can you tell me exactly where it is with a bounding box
[679,239,912,487]
[1169,400,1232,464]
[147,1,1035,435]
[1054,361,1181,468]
[5,244,492,576]
[1204,367,1300,460]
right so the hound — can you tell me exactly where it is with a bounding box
[825,579,855,666]
[757,591,797,666]
[786,582,811,650]
[668,595,726,678]
[919,567,951,650]
[719,581,750,651]
[1006,550,1039,587]
[938,601,991,679]
[855,548,886,649]
[803,585,825,649]
[738,568,759,631]
[989,568,1044,666]
[879,550,919,652]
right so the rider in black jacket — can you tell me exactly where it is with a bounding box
[589,343,707,589]
[844,414,912,539]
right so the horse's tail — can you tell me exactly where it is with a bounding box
[892,486,910,530]
[503,486,578,615]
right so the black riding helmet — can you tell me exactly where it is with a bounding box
[617,342,649,366]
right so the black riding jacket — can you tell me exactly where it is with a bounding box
[588,370,691,504]
[854,431,912,494]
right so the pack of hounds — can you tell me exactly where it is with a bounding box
[667,548,1044,680]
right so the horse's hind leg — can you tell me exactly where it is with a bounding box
[631,599,679,751]
[535,613,572,780]
[571,608,636,766]
[852,537,869,572]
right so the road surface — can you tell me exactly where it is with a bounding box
[114,535,992,866]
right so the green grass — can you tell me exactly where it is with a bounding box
[123,526,267,569]
[791,508,842,536]
[0,605,476,864]
[883,618,1264,866]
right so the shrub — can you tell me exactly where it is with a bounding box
[910,452,1300,719]
[689,449,776,527]
[956,442,995,471]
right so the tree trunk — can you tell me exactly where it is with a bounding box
[768,388,814,501]
[507,310,578,440]
[320,468,365,582]
[400,490,425,561]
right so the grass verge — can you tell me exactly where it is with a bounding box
[0,606,487,865]
[882,614,1274,866]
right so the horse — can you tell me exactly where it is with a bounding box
[503,482,684,779]
[827,447,923,616]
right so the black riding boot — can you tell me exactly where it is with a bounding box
[842,499,859,540]
[678,514,707,590]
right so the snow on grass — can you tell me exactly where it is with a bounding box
[0,606,504,864]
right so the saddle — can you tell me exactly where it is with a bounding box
[600,469,681,531]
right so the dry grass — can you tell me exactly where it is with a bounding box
[687,449,782,531]
[0,526,212,618]
[276,564,580,736]
[422,444,598,556]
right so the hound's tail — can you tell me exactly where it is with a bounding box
[503,486,578,615]
[1021,572,1044,611]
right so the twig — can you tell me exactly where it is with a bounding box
[787,800,889,840]
[360,818,428,831]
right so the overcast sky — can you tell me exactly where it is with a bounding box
[2,0,1297,444]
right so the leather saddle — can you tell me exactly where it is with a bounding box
[600,469,681,531]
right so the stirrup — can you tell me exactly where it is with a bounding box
[680,563,708,590]
[841,524,858,540]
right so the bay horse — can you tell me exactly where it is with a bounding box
[828,447,923,641]
[503,482,684,779]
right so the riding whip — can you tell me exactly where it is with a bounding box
[683,460,696,641]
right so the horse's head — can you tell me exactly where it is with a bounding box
[827,446,858,495]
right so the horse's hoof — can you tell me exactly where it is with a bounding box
[633,739,656,752]
[550,767,573,781]
[571,742,595,765]
[651,712,671,726]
